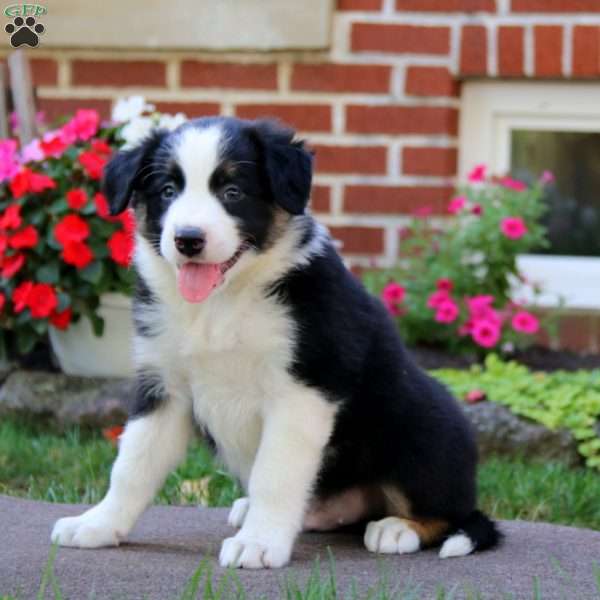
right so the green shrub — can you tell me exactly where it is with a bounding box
[434,355,600,469]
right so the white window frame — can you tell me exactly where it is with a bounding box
[459,81,600,310]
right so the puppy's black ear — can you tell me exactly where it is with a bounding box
[251,120,313,216]
[103,130,167,216]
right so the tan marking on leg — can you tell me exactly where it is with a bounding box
[382,485,412,519]
[400,517,449,546]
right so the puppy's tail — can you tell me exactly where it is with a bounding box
[439,510,501,559]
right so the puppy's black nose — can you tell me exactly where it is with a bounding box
[174,227,206,257]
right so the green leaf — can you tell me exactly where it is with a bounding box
[30,318,48,336]
[89,313,105,337]
[48,198,69,215]
[79,261,104,285]
[36,263,60,284]
[16,327,37,355]
[57,292,71,312]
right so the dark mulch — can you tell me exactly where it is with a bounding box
[409,344,600,372]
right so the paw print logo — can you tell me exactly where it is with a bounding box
[5,16,45,48]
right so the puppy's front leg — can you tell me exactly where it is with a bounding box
[220,388,336,569]
[51,392,192,548]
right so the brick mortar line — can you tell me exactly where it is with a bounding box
[35,87,462,108]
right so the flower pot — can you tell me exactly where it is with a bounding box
[49,293,134,377]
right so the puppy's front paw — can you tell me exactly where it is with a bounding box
[51,514,121,548]
[219,533,292,569]
[227,497,250,528]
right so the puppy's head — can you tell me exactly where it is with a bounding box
[103,117,313,302]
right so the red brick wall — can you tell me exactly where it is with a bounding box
[6,0,600,350]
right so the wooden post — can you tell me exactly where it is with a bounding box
[8,50,37,145]
[0,64,8,139]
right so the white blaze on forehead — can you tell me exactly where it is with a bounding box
[175,125,223,188]
[160,123,241,267]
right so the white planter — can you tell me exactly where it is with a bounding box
[49,293,135,378]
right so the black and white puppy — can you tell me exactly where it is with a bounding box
[51,117,500,568]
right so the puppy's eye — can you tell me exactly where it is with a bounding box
[223,185,241,202]
[161,184,177,201]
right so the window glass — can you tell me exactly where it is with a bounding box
[510,130,600,257]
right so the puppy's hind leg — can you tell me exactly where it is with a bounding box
[364,486,449,555]
[51,386,192,548]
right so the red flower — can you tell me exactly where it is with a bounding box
[66,188,88,210]
[54,214,90,245]
[40,133,68,158]
[29,172,57,193]
[1,253,25,278]
[0,204,22,230]
[9,171,30,198]
[108,230,133,266]
[79,151,107,180]
[61,240,94,269]
[118,209,135,235]
[0,233,6,255]
[91,138,112,156]
[9,225,39,249]
[28,283,58,318]
[94,192,110,218]
[102,425,124,446]
[50,307,72,330]
[8,168,56,198]
[0,292,5,312]
[12,281,33,312]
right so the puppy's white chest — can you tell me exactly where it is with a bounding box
[174,292,295,485]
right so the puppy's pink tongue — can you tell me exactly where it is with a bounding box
[177,263,223,303]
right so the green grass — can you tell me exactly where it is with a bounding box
[4,545,600,600]
[1,416,599,531]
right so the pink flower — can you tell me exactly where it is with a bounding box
[382,282,405,305]
[467,295,494,314]
[471,203,483,216]
[511,311,539,335]
[499,176,527,192]
[20,139,44,163]
[448,196,467,215]
[62,109,101,142]
[501,216,528,240]
[436,278,453,292]
[471,319,501,348]
[0,139,20,183]
[465,389,486,404]
[540,170,555,185]
[427,289,450,309]
[467,164,486,183]
[435,299,459,324]
[382,282,406,316]
[412,206,432,219]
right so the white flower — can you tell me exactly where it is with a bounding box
[112,96,155,123]
[157,113,187,131]
[119,116,155,149]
